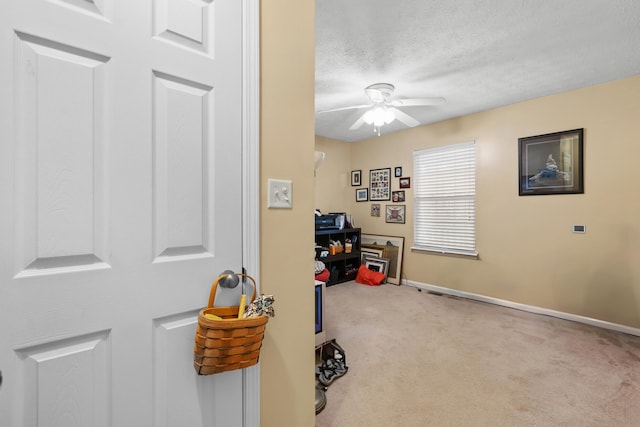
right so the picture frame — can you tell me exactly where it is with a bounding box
[518,128,584,196]
[355,188,368,202]
[369,168,391,200]
[392,190,405,202]
[364,256,391,283]
[361,234,405,285]
[399,177,411,188]
[361,246,385,261]
[370,203,381,217]
[385,204,405,224]
[351,170,362,186]
[394,166,402,177]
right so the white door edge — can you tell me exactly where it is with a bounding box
[242,0,261,425]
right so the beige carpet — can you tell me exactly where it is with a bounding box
[315,281,640,426]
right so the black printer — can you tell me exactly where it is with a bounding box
[315,211,349,230]
[315,214,341,230]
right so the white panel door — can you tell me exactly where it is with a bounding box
[0,1,249,426]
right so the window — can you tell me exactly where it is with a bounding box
[413,141,476,256]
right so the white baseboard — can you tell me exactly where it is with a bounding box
[404,279,640,338]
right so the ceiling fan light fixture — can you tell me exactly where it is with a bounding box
[362,109,375,125]
[383,108,395,124]
[332,82,445,137]
[364,104,395,127]
[373,111,385,127]
[365,83,395,103]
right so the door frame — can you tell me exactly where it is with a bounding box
[241,0,261,424]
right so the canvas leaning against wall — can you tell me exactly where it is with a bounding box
[360,234,404,285]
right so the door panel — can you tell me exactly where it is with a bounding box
[15,331,111,427]
[153,0,213,55]
[152,72,215,260]
[0,0,247,426]
[13,32,110,276]
[152,312,242,427]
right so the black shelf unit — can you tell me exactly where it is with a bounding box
[315,227,361,285]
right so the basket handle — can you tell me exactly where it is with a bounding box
[207,273,257,308]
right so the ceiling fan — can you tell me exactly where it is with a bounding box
[318,83,445,136]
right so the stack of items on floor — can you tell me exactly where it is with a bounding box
[315,339,348,414]
[354,263,386,286]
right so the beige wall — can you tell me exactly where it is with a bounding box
[317,75,640,329]
[260,0,316,425]
[314,136,353,214]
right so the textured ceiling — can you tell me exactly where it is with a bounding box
[315,0,640,142]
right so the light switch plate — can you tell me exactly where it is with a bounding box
[267,179,293,209]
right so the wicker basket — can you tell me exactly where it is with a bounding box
[194,274,268,375]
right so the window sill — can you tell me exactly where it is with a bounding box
[410,247,479,260]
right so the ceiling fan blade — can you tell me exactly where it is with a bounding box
[390,107,420,127]
[349,113,367,130]
[390,97,446,107]
[317,104,371,114]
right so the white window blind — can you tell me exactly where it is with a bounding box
[413,141,476,256]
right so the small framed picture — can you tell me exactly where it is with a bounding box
[394,167,402,177]
[392,190,405,202]
[364,256,390,282]
[385,205,406,224]
[355,188,368,202]
[361,246,384,261]
[370,203,381,217]
[351,170,362,186]
[399,177,411,188]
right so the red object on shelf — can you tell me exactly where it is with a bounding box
[315,268,330,283]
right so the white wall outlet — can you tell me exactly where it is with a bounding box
[267,179,293,209]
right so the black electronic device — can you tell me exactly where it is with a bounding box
[315,214,341,230]
[328,212,348,229]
